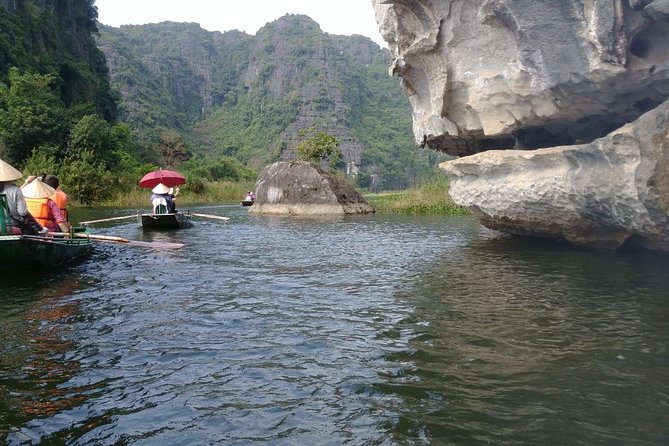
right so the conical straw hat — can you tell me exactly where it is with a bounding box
[0,158,23,182]
[152,183,170,194]
[22,178,56,199]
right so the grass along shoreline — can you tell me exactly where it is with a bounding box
[94,178,468,216]
[366,180,470,215]
[98,180,256,207]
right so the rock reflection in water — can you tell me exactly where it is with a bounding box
[382,237,669,445]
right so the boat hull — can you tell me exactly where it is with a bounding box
[0,234,93,269]
[139,211,193,229]
[241,200,254,206]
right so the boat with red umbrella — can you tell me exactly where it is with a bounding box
[138,170,191,229]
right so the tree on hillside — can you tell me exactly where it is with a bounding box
[59,150,115,205]
[156,128,192,168]
[68,114,116,166]
[0,67,67,164]
[295,129,341,171]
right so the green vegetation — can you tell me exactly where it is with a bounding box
[368,176,471,215]
[295,130,340,171]
[100,180,256,206]
[0,6,453,208]
[95,17,449,192]
[0,0,115,120]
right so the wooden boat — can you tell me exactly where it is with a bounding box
[1,193,92,269]
[139,210,193,229]
[0,228,93,269]
[240,192,255,206]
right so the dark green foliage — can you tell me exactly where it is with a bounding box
[180,155,258,183]
[59,150,115,205]
[295,130,340,171]
[193,92,303,168]
[0,0,116,120]
[154,128,193,168]
[21,146,60,177]
[0,67,67,164]
[68,114,116,166]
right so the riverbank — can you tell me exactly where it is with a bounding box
[98,180,256,207]
[366,180,470,215]
[92,178,469,216]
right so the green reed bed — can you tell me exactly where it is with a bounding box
[367,180,470,215]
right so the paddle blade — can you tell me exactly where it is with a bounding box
[191,213,230,221]
[128,240,184,249]
[71,233,184,249]
[79,215,137,225]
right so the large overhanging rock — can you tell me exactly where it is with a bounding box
[441,99,669,251]
[249,161,375,215]
[373,0,669,155]
[373,0,669,250]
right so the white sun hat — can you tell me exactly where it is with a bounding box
[0,158,24,182]
[22,178,56,199]
[152,183,170,194]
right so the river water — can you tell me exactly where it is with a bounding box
[1,205,668,445]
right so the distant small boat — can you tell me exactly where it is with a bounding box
[139,211,193,229]
[0,227,93,269]
[241,193,255,206]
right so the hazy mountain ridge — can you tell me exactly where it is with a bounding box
[97,15,444,190]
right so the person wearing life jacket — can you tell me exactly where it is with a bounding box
[22,178,70,234]
[43,174,68,221]
[0,159,46,235]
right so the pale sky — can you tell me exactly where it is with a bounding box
[95,0,386,47]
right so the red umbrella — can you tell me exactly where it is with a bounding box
[138,169,187,189]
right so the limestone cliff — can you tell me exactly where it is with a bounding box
[373,0,669,250]
[373,0,669,155]
[96,17,434,191]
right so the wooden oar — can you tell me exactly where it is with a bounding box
[191,213,230,221]
[79,215,137,225]
[48,232,184,249]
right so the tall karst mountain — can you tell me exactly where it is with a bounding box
[97,15,443,190]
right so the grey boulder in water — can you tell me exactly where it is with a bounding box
[249,161,375,215]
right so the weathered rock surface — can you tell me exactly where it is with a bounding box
[249,161,375,215]
[373,0,669,155]
[373,0,669,250]
[441,99,669,250]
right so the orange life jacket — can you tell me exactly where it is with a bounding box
[51,190,68,221]
[25,197,52,228]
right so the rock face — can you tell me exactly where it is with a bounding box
[249,161,375,215]
[373,0,669,250]
[373,0,669,155]
[442,99,669,251]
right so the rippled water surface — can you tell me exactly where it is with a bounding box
[1,205,668,445]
